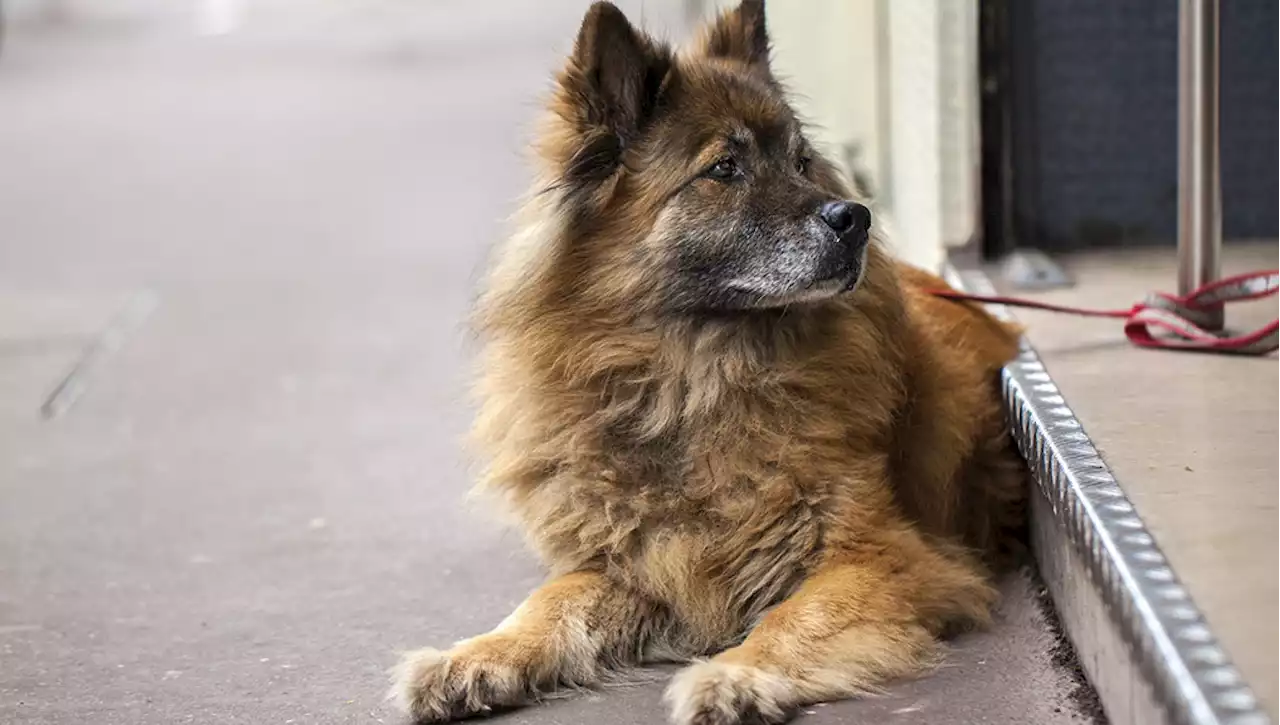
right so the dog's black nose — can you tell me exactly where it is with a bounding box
[819,201,871,235]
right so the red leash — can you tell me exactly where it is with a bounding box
[930,269,1280,355]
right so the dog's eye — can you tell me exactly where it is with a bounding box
[797,156,812,175]
[706,158,739,181]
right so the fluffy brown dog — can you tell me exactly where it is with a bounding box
[392,2,1025,723]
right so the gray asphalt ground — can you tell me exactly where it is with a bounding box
[0,2,1097,723]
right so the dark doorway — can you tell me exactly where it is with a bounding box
[979,0,1278,260]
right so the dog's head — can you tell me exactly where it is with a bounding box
[533,1,872,316]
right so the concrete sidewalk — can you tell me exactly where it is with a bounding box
[0,3,1097,723]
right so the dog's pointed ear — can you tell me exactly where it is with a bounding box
[567,2,674,142]
[700,0,770,70]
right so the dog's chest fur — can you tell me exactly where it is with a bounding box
[522,449,827,645]
[510,357,890,646]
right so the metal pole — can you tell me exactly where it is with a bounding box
[1177,0,1223,329]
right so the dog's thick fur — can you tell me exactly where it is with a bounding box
[392,3,1026,723]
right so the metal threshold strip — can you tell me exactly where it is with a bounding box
[943,264,1271,725]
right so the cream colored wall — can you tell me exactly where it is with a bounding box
[764,0,947,271]
[765,1,885,197]
[757,0,980,273]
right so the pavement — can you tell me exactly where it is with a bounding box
[0,2,1099,723]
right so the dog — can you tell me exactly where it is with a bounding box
[391,2,1026,723]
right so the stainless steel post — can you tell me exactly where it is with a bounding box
[1177,0,1223,329]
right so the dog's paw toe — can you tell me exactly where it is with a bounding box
[390,642,529,723]
[665,660,792,725]
[390,647,457,722]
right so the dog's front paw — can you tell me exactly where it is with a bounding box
[390,638,530,722]
[665,660,793,725]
